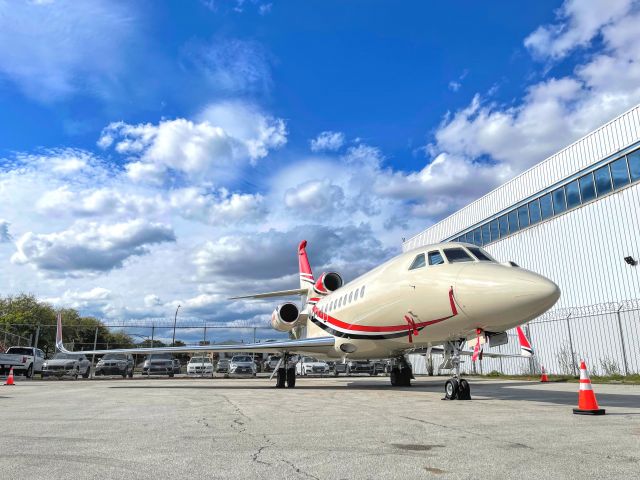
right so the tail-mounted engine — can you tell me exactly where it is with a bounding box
[313,272,343,296]
[271,302,300,332]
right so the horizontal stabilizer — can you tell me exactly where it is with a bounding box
[229,288,309,300]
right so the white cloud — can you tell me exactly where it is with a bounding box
[524,0,634,60]
[11,220,176,275]
[0,0,136,101]
[99,101,287,183]
[185,38,271,93]
[284,179,345,214]
[310,131,346,152]
[169,187,266,225]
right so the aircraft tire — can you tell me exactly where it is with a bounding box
[390,367,400,386]
[286,367,296,388]
[444,379,459,400]
[399,367,412,387]
[276,368,286,388]
[458,379,471,400]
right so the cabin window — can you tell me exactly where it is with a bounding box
[409,253,426,270]
[348,291,353,303]
[360,285,365,298]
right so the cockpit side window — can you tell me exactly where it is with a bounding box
[428,251,445,265]
[409,253,426,270]
[468,247,494,262]
[443,248,474,263]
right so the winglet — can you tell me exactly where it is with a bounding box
[517,326,534,357]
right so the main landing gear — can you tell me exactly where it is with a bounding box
[442,340,471,400]
[389,356,414,387]
[275,354,296,388]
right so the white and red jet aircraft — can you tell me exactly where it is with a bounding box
[56,240,558,399]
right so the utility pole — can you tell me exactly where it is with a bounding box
[172,305,181,347]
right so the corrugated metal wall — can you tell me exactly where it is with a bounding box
[403,104,640,376]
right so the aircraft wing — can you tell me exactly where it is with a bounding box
[229,288,308,300]
[55,314,334,356]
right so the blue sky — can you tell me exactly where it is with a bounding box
[1,0,640,340]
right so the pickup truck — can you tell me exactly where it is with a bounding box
[0,346,45,378]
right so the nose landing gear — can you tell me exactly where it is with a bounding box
[442,340,471,400]
[390,356,414,387]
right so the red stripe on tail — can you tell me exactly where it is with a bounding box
[298,240,314,281]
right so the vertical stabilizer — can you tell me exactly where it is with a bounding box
[298,240,315,291]
[517,326,534,357]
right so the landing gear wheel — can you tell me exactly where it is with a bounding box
[275,368,286,388]
[444,378,459,400]
[390,367,399,386]
[400,366,412,386]
[458,379,471,400]
[83,367,90,379]
[286,367,296,388]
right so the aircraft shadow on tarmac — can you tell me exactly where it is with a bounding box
[109,379,640,410]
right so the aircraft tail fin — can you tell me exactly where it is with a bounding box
[517,326,534,357]
[298,240,315,292]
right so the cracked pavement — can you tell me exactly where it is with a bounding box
[1,375,639,479]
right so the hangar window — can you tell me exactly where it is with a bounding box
[498,215,508,237]
[443,248,474,263]
[409,253,426,270]
[489,219,499,240]
[552,187,567,214]
[473,228,482,246]
[629,150,640,181]
[517,205,530,228]
[579,173,596,203]
[428,251,445,265]
[468,247,493,262]
[610,157,630,190]
[565,180,581,209]
[465,232,474,244]
[539,193,553,220]
[507,210,519,233]
[529,199,541,224]
[594,165,613,196]
[481,224,490,244]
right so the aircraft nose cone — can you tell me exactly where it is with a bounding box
[454,265,560,325]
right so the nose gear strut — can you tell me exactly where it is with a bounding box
[442,340,471,400]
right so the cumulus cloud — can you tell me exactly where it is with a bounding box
[99,101,286,183]
[0,0,136,101]
[310,131,346,152]
[11,220,176,275]
[45,287,113,311]
[169,188,266,225]
[524,0,634,60]
[284,179,345,214]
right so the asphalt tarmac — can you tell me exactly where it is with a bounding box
[1,375,639,479]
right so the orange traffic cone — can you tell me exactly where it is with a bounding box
[573,360,605,415]
[4,367,15,386]
[540,366,549,383]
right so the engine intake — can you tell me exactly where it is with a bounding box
[271,302,300,332]
[313,272,343,295]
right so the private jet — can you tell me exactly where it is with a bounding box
[56,240,559,399]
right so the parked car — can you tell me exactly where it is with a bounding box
[296,356,329,376]
[263,355,281,372]
[187,356,213,376]
[95,353,134,378]
[333,360,376,376]
[142,353,174,377]
[0,346,45,378]
[227,355,257,377]
[172,358,182,374]
[216,358,230,373]
[42,352,91,379]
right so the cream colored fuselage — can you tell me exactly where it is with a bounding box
[305,242,560,360]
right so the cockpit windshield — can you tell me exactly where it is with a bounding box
[443,248,474,263]
[468,247,495,262]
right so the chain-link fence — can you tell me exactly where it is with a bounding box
[3,298,639,377]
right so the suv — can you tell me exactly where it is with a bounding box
[216,358,230,373]
[142,353,174,377]
[42,352,92,379]
[95,353,134,378]
[228,355,257,377]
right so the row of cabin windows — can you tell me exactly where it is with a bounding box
[452,149,640,246]
[324,285,366,313]
[409,246,494,270]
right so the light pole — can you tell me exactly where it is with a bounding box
[172,304,181,347]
